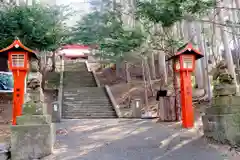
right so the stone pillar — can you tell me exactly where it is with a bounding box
[10,57,55,160]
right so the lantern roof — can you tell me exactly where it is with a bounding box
[0,38,38,59]
[167,43,203,61]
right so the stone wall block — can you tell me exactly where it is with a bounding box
[212,96,240,106]
[16,115,52,125]
[202,115,227,143]
[213,84,236,96]
[202,114,240,145]
[10,124,53,160]
[22,101,46,115]
[205,106,240,115]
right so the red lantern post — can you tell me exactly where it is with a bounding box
[0,39,38,125]
[168,43,204,128]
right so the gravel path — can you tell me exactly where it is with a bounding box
[43,119,239,160]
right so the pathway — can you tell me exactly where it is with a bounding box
[43,119,238,160]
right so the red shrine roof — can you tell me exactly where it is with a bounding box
[61,44,90,50]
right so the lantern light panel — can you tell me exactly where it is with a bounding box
[11,54,25,67]
[183,56,193,69]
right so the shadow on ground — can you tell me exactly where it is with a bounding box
[43,119,229,160]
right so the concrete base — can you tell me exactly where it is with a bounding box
[10,124,53,160]
[202,114,240,145]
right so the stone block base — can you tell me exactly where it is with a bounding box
[10,124,53,160]
[213,84,236,96]
[202,114,240,145]
[205,106,240,115]
[16,115,52,125]
[212,96,240,106]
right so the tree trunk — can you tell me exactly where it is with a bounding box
[145,57,154,96]
[195,22,212,99]
[158,52,167,86]
[172,62,181,121]
[51,51,56,72]
[150,52,156,79]
[115,60,121,78]
[217,2,238,85]
[187,21,204,89]
[142,58,149,112]
[125,61,131,83]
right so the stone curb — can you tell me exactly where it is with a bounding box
[85,61,101,87]
[57,58,64,120]
[105,85,122,118]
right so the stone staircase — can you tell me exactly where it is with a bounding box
[62,60,117,118]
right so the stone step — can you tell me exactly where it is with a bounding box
[62,62,116,119]
[63,94,107,97]
[64,90,106,93]
[64,87,105,91]
[63,104,112,108]
[63,108,115,112]
[63,96,109,100]
[63,82,96,85]
[63,100,111,105]
[63,104,113,108]
[62,112,117,118]
[64,87,104,90]
[63,85,97,88]
[63,109,115,113]
[64,74,94,77]
[64,82,96,85]
[63,77,96,80]
[63,91,106,95]
[64,74,94,78]
[63,100,111,104]
[63,95,110,102]
[63,93,108,100]
[62,109,116,113]
[64,71,91,74]
[63,113,117,118]
[63,77,96,81]
[62,115,117,119]
[63,97,111,104]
